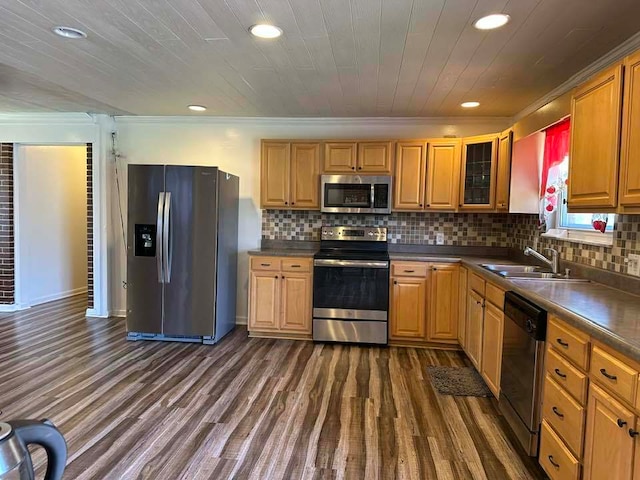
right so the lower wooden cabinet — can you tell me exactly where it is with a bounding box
[248,257,312,337]
[480,301,504,397]
[458,266,468,349]
[539,420,581,480]
[466,289,484,370]
[390,275,428,341]
[428,264,459,343]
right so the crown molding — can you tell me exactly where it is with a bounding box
[513,30,640,123]
[0,112,98,125]
[114,115,511,126]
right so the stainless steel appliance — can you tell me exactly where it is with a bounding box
[321,175,392,214]
[499,291,548,456]
[126,165,239,345]
[312,226,389,344]
[0,419,66,480]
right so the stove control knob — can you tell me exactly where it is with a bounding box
[526,319,535,333]
[368,231,374,237]
[329,231,334,236]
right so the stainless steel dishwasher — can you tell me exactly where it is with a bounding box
[499,291,548,456]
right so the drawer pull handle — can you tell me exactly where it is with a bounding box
[556,338,569,348]
[548,455,560,469]
[600,368,617,381]
[404,270,415,273]
[630,429,640,438]
[554,368,567,379]
[552,406,564,419]
[291,264,301,268]
[618,419,628,428]
[261,263,271,267]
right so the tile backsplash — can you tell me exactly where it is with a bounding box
[262,211,511,246]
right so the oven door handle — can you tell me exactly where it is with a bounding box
[314,259,389,268]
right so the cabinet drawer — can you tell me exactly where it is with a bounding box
[485,282,504,309]
[282,258,311,272]
[548,317,590,370]
[391,262,428,277]
[469,272,486,296]
[590,346,638,404]
[542,374,585,458]
[250,257,282,271]
[546,347,588,405]
[539,420,580,480]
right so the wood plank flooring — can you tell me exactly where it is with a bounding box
[0,295,545,479]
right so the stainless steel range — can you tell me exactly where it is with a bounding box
[312,226,389,345]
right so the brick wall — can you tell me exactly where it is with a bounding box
[87,143,94,309]
[0,144,14,304]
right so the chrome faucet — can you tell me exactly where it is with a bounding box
[524,247,560,274]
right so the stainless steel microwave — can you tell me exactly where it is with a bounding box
[321,175,392,214]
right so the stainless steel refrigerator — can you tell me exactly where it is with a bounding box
[126,165,239,345]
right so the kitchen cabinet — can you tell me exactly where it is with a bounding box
[324,142,357,173]
[466,289,484,370]
[459,134,498,211]
[481,301,504,397]
[583,383,635,480]
[458,266,468,349]
[619,50,640,212]
[394,141,427,210]
[495,129,513,212]
[428,264,459,343]
[261,141,320,209]
[358,141,393,173]
[568,63,623,212]
[426,139,461,211]
[390,275,428,342]
[248,256,312,337]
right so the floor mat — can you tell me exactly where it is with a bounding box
[426,366,493,397]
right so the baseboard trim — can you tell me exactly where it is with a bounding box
[236,316,248,325]
[86,308,110,318]
[29,287,88,307]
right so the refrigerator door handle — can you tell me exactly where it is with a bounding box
[156,192,165,283]
[163,192,172,283]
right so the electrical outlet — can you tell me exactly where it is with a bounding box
[628,254,640,276]
[436,233,445,245]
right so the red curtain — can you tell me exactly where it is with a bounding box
[540,118,571,196]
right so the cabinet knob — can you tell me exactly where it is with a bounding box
[285,202,288,205]
[291,202,295,205]
[426,204,430,207]
[432,267,437,271]
[618,419,628,428]
[458,204,462,207]
[351,166,355,170]
[358,166,362,170]
[630,429,640,438]
[394,280,398,285]
[282,275,285,279]
[419,204,423,207]
[274,275,278,279]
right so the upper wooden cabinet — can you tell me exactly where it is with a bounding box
[428,264,459,343]
[394,141,427,210]
[324,141,393,174]
[426,139,461,211]
[324,142,357,173]
[261,141,320,209]
[568,63,623,212]
[459,134,498,211]
[620,51,640,211]
[495,129,513,212]
[358,141,393,173]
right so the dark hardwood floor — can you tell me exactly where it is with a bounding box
[0,295,544,479]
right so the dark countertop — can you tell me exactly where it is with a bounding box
[249,247,640,362]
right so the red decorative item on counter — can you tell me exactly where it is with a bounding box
[591,214,608,233]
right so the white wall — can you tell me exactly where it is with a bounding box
[17,146,87,306]
[112,116,511,321]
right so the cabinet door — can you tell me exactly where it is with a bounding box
[280,272,312,333]
[481,302,504,397]
[568,63,623,212]
[425,139,461,210]
[394,141,427,210]
[458,266,468,349]
[390,276,427,341]
[357,141,393,173]
[261,142,290,208]
[428,264,459,343]
[249,271,280,332]
[495,129,512,212]
[290,143,320,209]
[466,289,484,370]
[583,383,635,480]
[324,142,357,173]
[620,51,640,210]
[459,134,498,211]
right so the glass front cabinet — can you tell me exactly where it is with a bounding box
[459,134,499,211]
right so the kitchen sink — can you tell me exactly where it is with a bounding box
[481,264,589,282]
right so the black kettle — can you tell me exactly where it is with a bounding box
[0,419,67,480]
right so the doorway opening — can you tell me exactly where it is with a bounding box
[15,145,91,309]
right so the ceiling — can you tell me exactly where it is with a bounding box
[0,0,639,117]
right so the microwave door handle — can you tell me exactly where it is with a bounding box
[156,192,165,283]
[370,183,375,209]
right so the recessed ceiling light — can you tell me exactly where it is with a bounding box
[473,14,510,30]
[52,26,87,39]
[461,101,480,108]
[188,105,207,112]
[249,24,283,39]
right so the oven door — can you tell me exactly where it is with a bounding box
[313,259,389,319]
[321,175,391,214]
